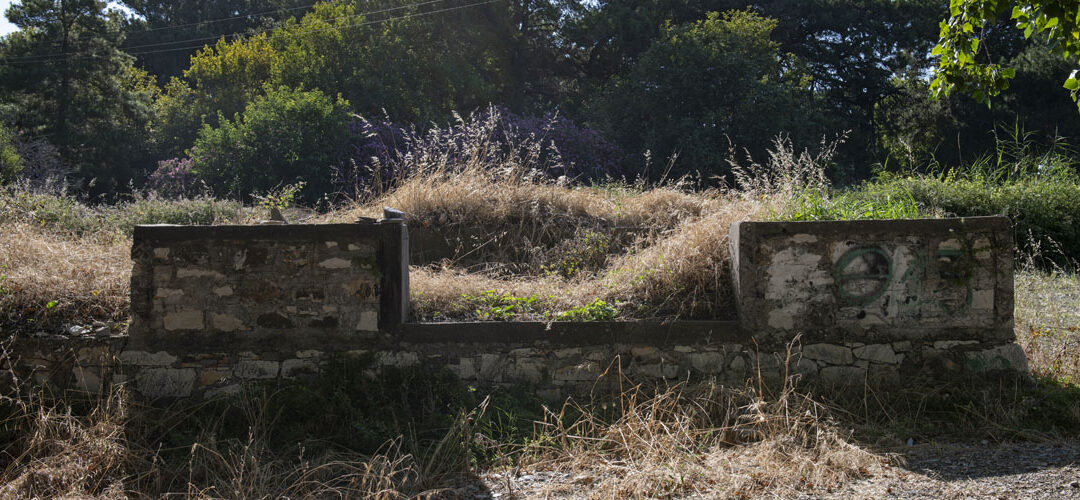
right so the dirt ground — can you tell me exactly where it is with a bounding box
[465,441,1080,499]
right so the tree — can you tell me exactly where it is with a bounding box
[118,0,312,79]
[0,0,156,195]
[931,0,1080,111]
[594,10,820,180]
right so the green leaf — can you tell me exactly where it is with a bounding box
[45,301,57,309]
[1065,78,1080,91]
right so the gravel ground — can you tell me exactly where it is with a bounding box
[815,441,1080,500]
[460,441,1080,499]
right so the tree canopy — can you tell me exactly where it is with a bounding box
[931,0,1080,110]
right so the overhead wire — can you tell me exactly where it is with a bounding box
[1,0,492,65]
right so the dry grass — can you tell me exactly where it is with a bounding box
[324,155,762,320]
[0,224,131,332]
[0,354,887,499]
[511,374,882,499]
[1015,269,1080,383]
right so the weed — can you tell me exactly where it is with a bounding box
[557,298,619,321]
[462,290,544,321]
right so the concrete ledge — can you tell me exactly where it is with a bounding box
[132,223,397,243]
[397,320,744,345]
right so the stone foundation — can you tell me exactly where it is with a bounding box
[1,217,1029,400]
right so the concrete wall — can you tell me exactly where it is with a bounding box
[731,216,1014,344]
[2,216,1029,401]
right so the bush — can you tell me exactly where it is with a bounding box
[146,157,203,198]
[0,185,240,237]
[0,124,23,183]
[190,86,353,203]
[854,170,1080,267]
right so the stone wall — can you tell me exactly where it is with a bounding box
[2,216,1029,401]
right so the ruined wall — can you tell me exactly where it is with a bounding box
[730,216,1026,374]
[114,222,408,398]
[3,216,1028,401]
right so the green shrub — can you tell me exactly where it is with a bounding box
[0,186,240,236]
[774,187,924,221]
[0,124,23,183]
[854,169,1080,267]
[190,86,353,204]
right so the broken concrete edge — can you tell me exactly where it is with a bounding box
[731,216,1011,240]
[132,222,398,243]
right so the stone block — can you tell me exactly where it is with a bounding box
[211,313,247,332]
[554,348,582,358]
[119,350,178,366]
[73,366,102,393]
[282,359,319,377]
[631,346,660,362]
[553,362,600,382]
[377,351,419,367]
[176,268,225,279]
[933,340,979,350]
[205,384,242,399]
[964,343,1029,373]
[507,358,547,383]
[234,360,280,379]
[76,346,112,364]
[213,286,234,296]
[446,358,477,380]
[357,311,378,331]
[852,344,900,364]
[318,258,352,269]
[199,370,229,386]
[688,351,725,374]
[802,344,853,365]
[136,368,197,398]
[163,311,204,331]
[631,361,680,379]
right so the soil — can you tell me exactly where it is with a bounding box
[460,441,1080,499]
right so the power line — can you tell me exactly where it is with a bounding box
[2,0,448,62]
[116,0,447,53]
[1,0,455,63]
[121,1,324,37]
[0,0,500,65]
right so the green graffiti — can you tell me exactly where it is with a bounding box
[834,247,892,306]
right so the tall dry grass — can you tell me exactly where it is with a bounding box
[0,349,885,499]
[317,108,776,320]
[514,369,881,499]
[0,224,130,332]
[1015,269,1080,383]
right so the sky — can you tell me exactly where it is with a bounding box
[1,1,134,37]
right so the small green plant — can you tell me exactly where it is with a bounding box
[556,298,619,321]
[462,290,542,321]
[254,181,306,217]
